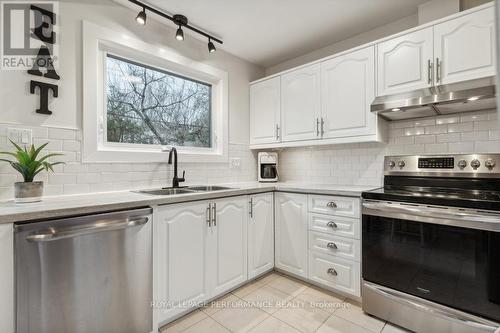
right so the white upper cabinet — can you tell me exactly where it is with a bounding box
[281,64,321,142]
[250,77,281,145]
[434,7,495,85]
[208,197,248,296]
[377,27,434,96]
[248,193,274,279]
[275,192,308,278]
[321,46,376,138]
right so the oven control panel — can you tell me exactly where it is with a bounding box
[384,154,500,177]
[418,157,454,169]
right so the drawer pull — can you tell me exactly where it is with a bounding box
[326,201,337,208]
[326,221,337,228]
[327,242,338,250]
[327,268,338,276]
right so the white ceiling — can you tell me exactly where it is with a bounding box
[138,0,429,68]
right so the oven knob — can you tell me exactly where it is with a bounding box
[485,159,496,169]
[398,160,406,168]
[388,161,396,168]
[470,159,481,170]
[457,160,467,169]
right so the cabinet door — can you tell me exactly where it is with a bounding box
[434,7,495,85]
[248,193,274,279]
[377,27,434,96]
[275,192,308,278]
[154,202,210,323]
[321,46,376,138]
[208,197,248,297]
[0,224,13,333]
[250,77,281,145]
[281,64,321,142]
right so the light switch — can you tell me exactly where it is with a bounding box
[229,158,241,169]
[7,128,32,146]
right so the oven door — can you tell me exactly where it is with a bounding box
[362,200,500,324]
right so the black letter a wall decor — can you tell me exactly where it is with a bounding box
[28,45,60,80]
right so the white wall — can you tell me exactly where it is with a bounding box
[265,14,418,76]
[0,0,264,143]
[279,110,500,186]
[418,0,460,24]
[0,0,263,200]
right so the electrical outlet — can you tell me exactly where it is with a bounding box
[229,158,241,169]
[7,128,32,146]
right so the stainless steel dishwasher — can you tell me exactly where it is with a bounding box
[15,207,153,333]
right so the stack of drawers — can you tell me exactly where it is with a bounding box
[307,195,361,297]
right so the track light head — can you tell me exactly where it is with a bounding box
[208,39,216,53]
[136,7,146,25]
[176,26,184,40]
[173,14,188,41]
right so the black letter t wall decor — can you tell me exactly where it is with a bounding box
[28,5,60,116]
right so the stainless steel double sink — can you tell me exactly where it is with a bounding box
[135,185,234,196]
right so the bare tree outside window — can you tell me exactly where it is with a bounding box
[106,54,212,148]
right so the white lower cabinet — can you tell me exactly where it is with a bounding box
[275,192,308,278]
[308,251,361,297]
[209,197,248,296]
[154,196,248,325]
[306,194,362,298]
[154,201,211,323]
[0,223,14,333]
[248,193,275,279]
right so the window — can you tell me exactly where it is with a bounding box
[82,21,228,163]
[106,55,212,148]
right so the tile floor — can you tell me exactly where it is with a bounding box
[160,271,411,333]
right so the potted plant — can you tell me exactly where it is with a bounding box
[0,140,64,203]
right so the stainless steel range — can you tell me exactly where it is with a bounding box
[361,154,500,333]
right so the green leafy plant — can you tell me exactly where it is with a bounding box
[0,140,65,182]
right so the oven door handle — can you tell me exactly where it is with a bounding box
[362,200,500,232]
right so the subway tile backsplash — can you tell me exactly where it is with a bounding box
[0,125,257,200]
[279,110,500,187]
[0,110,499,200]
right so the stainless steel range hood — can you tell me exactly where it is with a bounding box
[371,76,496,121]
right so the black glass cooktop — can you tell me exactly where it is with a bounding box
[362,176,500,211]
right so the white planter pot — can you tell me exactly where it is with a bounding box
[14,181,43,203]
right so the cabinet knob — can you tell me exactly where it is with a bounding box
[327,268,338,276]
[326,242,337,250]
[326,201,337,208]
[326,221,337,228]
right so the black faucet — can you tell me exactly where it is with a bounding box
[167,147,185,188]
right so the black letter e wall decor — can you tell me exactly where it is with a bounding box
[28,5,60,116]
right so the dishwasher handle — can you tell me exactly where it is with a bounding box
[26,216,149,242]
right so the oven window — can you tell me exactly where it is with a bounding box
[362,215,500,322]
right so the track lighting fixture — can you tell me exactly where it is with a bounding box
[129,0,223,53]
[208,38,216,53]
[175,26,184,41]
[135,6,146,25]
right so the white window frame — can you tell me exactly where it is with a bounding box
[82,21,228,163]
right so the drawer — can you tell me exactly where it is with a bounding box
[308,251,360,297]
[308,213,360,239]
[309,231,360,262]
[308,195,360,218]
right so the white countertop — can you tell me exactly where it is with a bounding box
[0,182,380,223]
